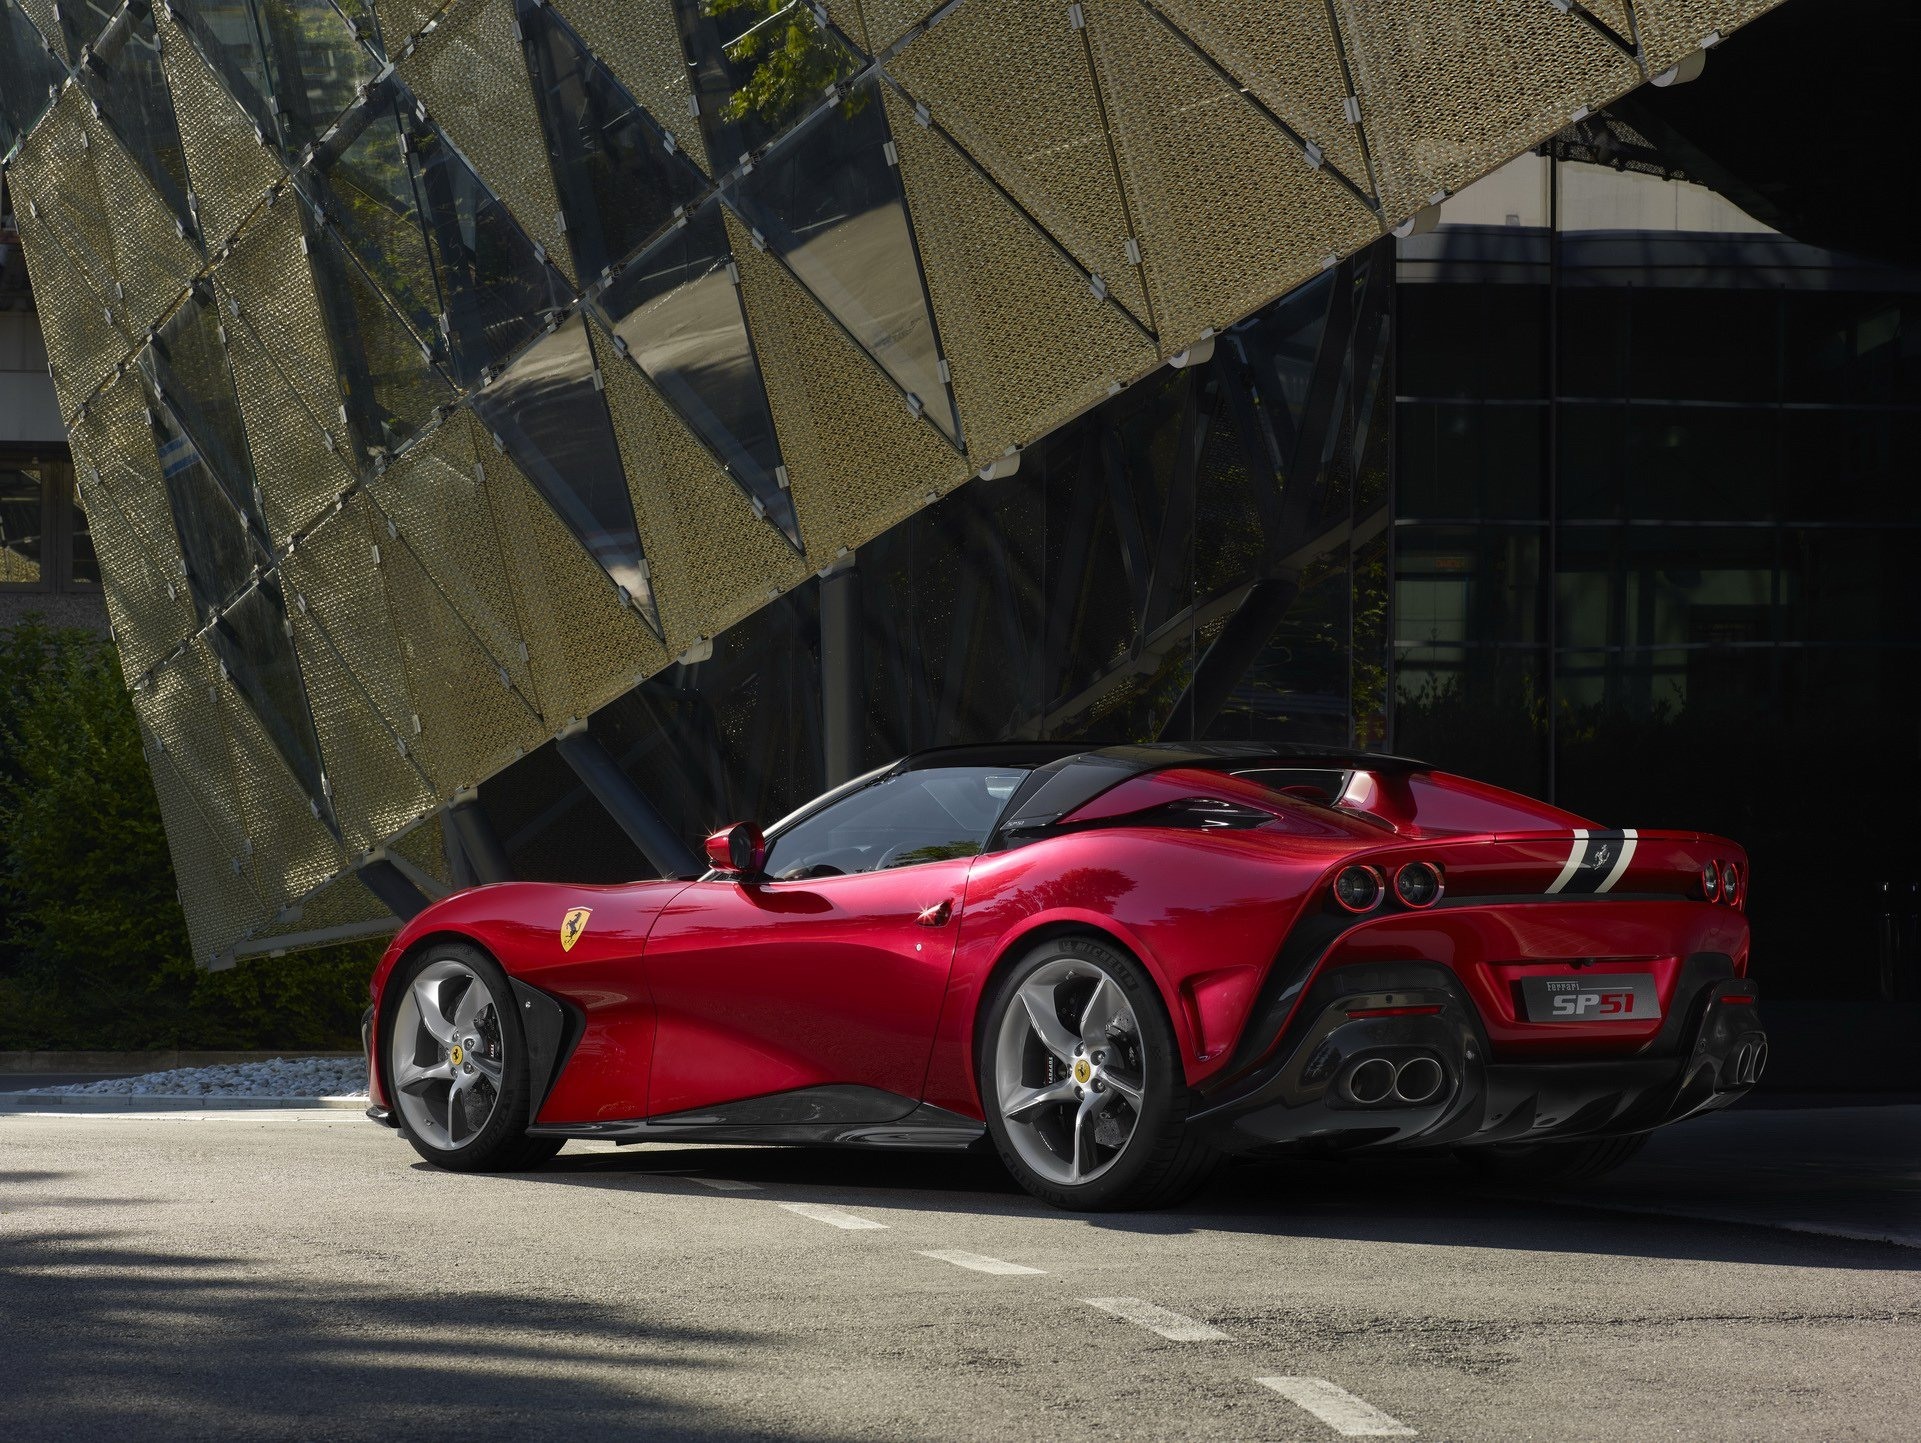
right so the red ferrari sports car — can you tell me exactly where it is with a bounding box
[364,743,1766,1209]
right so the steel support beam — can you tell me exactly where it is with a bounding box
[354,858,431,920]
[444,795,514,884]
[555,728,702,879]
[819,558,865,786]
[1158,576,1302,741]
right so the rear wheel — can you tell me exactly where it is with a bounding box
[385,942,561,1172]
[1457,1133,1648,1186]
[979,935,1217,1211]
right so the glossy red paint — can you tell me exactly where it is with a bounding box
[367,757,1749,1138]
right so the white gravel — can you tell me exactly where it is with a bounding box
[21,1057,368,1098]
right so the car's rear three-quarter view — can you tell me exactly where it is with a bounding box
[361,743,1765,1210]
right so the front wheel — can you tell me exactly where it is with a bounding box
[978,935,1217,1211]
[384,942,561,1172]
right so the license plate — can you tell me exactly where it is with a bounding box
[1520,974,1661,1022]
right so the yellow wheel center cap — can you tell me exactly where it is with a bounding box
[1073,1057,1092,1085]
[449,1044,464,1067]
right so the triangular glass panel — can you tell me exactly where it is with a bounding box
[52,0,109,61]
[301,89,574,389]
[673,0,863,174]
[728,73,961,442]
[0,2,66,151]
[210,576,339,837]
[169,0,378,154]
[140,368,269,620]
[76,7,196,235]
[138,287,268,533]
[303,212,457,463]
[470,314,661,631]
[519,0,709,282]
[596,199,798,546]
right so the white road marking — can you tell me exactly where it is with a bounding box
[692,1176,760,1191]
[777,1202,888,1230]
[1256,1377,1415,1436]
[917,1249,1045,1275]
[1081,1297,1230,1341]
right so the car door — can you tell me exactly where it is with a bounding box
[642,766,1023,1118]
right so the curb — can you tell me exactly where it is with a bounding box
[0,1095,370,1113]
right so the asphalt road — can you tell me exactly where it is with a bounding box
[2,1105,1916,1442]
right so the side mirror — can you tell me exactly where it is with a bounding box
[705,822,767,877]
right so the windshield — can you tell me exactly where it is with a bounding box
[762,766,1029,879]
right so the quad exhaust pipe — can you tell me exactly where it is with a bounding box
[1727,1039,1768,1089]
[1342,1053,1447,1106]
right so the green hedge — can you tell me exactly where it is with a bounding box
[0,618,378,1050]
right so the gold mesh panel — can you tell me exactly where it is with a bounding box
[1149,0,1369,194]
[156,8,280,247]
[141,724,265,963]
[376,0,452,44]
[1634,0,1780,72]
[399,0,576,285]
[855,0,941,53]
[882,88,1158,467]
[1330,0,1642,221]
[67,373,193,596]
[212,201,359,544]
[285,544,438,856]
[546,0,704,164]
[7,103,135,405]
[599,346,808,654]
[389,812,453,889]
[75,99,202,341]
[17,0,59,49]
[1084,0,1379,351]
[244,868,396,943]
[372,490,550,791]
[80,481,198,680]
[367,411,541,711]
[820,1,869,51]
[477,410,669,723]
[726,209,970,567]
[888,0,1148,322]
[1584,0,1635,39]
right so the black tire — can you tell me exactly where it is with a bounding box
[1456,1132,1648,1187]
[384,941,562,1173]
[977,934,1219,1211]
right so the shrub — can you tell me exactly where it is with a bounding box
[0,618,377,1050]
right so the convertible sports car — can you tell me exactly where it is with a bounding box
[364,742,1766,1209]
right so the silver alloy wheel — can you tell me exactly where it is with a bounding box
[389,957,505,1150]
[993,958,1146,1186]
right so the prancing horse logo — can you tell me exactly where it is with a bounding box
[1587,844,1613,870]
[560,906,592,952]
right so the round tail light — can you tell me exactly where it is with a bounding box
[1332,865,1384,913]
[1700,861,1720,900]
[1720,860,1741,905]
[1393,861,1443,908]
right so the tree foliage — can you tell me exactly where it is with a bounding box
[0,619,376,1049]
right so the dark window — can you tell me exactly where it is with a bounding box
[3,460,105,593]
[763,766,1027,878]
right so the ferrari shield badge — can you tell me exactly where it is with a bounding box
[560,906,592,953]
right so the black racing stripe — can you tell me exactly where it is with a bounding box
[1559,829,1626,894]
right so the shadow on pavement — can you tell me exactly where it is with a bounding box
[502,1113,1921,1273]
[0,1227,861,1443]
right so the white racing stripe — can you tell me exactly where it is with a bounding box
[1594,827,1638,894]
[1081,1297,1230,1341]
[1256,1377,1415,1436]
[692,1176,760,1191]
[776,1202,888,1230]
[1546,828,1589,894]
[918,1249,1045,1275]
